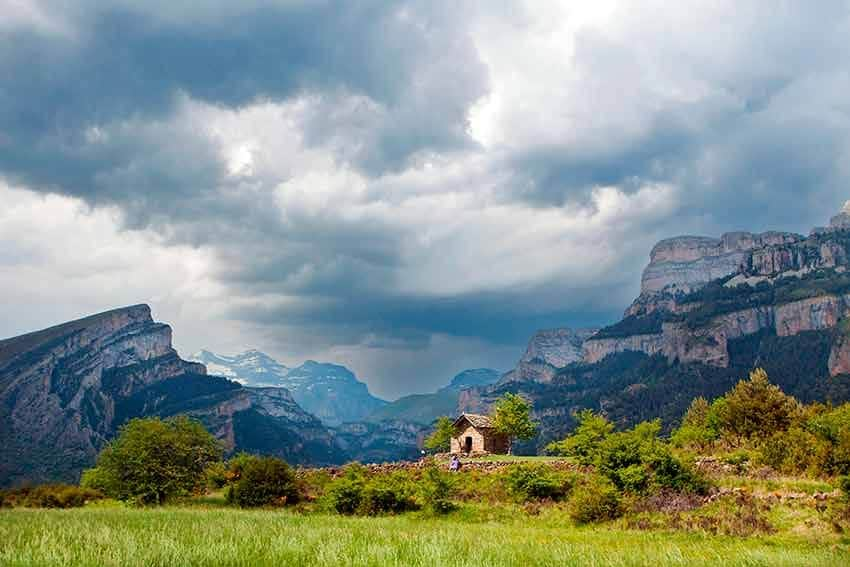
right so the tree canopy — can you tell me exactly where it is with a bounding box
[492,393,537,451]
[81,416,221,504]
[424,416,455,453]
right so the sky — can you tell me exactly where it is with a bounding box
[2,1,850,399]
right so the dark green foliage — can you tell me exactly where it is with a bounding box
[419,464,455,514]
[359,473,418,515]
[81,416,222,505]
[0,484,103,508]
[593,311,668,339]
[492,393,537,450]
[546,410,613,464]
[671,397,719,450]
[568,475,622,524]
[113,373,241,426]
[502,463,574,502]
[677,269,850,330]
[424,416,455,453]
[324,465,417,515]
[759,403,850,476]
[232,409,339,466]
[325,467,366,515]
[717,368,799,443]
[225,455,299,508]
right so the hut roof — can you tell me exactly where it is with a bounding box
[453,413,495,429]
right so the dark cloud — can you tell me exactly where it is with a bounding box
[3,1,850,394]
[0,0,487,205]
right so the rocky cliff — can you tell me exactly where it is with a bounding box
[0,306,341,486]
[190,351,387,426]
[583,205,850,375]
[499,328,597,384]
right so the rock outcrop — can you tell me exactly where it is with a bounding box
[499,328,597,384]
[0,305,342,486]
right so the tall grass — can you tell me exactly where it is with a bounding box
[1,507,846,567]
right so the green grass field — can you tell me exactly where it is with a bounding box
[1,506,847,567]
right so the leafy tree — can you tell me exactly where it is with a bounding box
[81,416,221,504]
[671,397,719,451]
[546,410,614,464]
[424,416,455,453]
[719,368,798,444]
[226,455,299,508]
[492,393,538,453]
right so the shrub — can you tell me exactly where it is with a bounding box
[82,416,222,505]
[569,476,622,524]
[359,473,418,515]
[502,464,573,502]
[326,475,365,515]
[0,485,103,508]
[807,404,850,476]
[225,456,299,508]
[547,410,613,464]
[718,368,798,444]
[671,397,719,451]
[204,461,229,489]
[325,464,368,515]
[419,464,456,514]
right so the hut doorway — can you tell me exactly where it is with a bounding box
[464,436,473,453]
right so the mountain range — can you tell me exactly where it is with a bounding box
[7,204,850,483]
[0,306,340,486]
[190,350,387,426]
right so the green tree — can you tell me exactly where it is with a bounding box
[671,397,719,451]
[546,409,614,464]
[492,393,537,453]
[81,416,221,504]
[719,368,798,444]
[226,455,299,508]
[424,416,455,453]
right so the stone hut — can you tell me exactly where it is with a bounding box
[450,413,509,455]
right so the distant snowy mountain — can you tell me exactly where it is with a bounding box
[191,350,386,426]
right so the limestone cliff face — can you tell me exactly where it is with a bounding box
[584,206,850,376]
[0,305,341,486]
[499,328,597,384]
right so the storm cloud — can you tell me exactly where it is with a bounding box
[2,1,850,397]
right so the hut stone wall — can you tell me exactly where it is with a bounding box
[450,423,510,455]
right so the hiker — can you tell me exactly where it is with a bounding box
[449,455,461,472]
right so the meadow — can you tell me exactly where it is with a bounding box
[1,504,847,567]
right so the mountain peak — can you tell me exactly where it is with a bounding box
[191,349,385,425]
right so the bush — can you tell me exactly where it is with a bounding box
[547,410,613,464]
[569,476,622,524]
[502,464,574,502]
[0,485,103,508]
[326,474,365,515]
[325,467,418,516]
[419,464,456,514]
[359,473,418,515]
[225,455,299,508]
[204,461,229,489]
[718,368,798,444]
